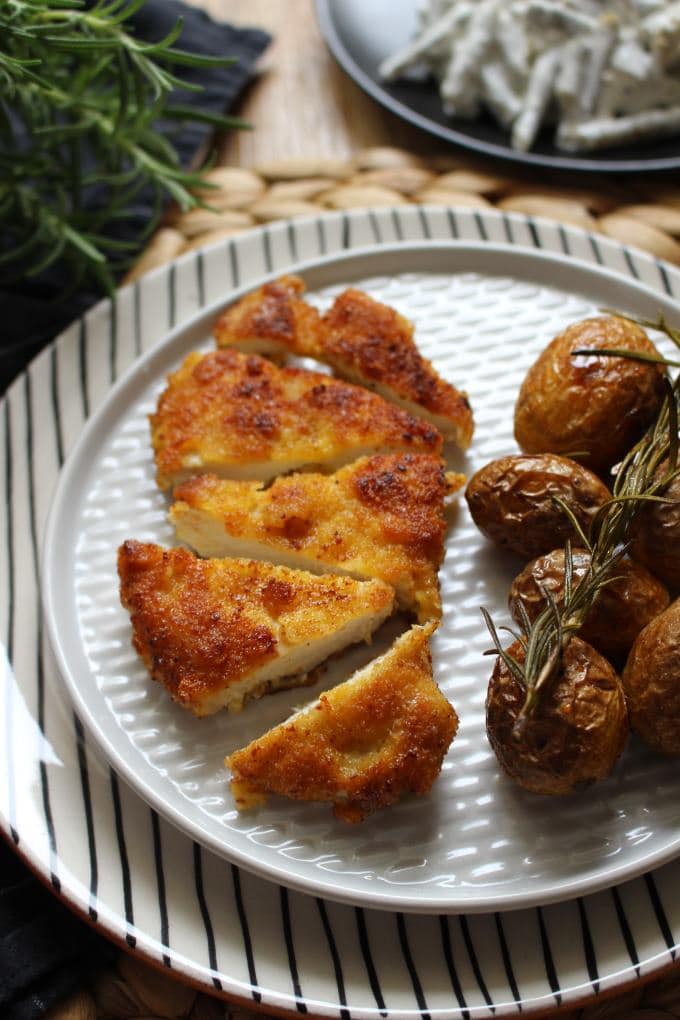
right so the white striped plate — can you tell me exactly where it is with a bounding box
[3,208,680,1016]
[41,238,680,915]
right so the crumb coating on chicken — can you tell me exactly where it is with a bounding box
[171,453,464,622]
[150,348,441,489]
[213,274,322,353]
[226,623,458,822]
[320,288,473,447]
[117,540,394,716]
[213,275,473,448]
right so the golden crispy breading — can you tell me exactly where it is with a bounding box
[213,276,474,449]
[226,623,458,822]
[171,454,464,623]
[118,540,395,716]
[150,348,442,490]
[213,274,322,358]
[320,289,473,448]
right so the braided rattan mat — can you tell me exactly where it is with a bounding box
[127,145,680,282]
[101,146,680,1020]
[47,947,680,1019]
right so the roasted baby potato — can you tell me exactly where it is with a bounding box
[630,465,680,590]
[486,637,628,795]
[623,598,680,756]
[508,548,669,664]
[514,316,666,475]
[465,453,611,559]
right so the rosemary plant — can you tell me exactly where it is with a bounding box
[484,313,680,723]
[0,0,243,293]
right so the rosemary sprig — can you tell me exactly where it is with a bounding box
[0,0,246,293]
[484,313,680,723]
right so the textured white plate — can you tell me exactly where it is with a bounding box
[41,237,680,914]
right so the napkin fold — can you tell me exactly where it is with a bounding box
[0,0,270,395]
[0,840,115,1020]
[0,3,270,1016]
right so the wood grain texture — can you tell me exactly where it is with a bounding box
[182,0,434,165]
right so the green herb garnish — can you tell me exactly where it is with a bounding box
[0,0,245,293]
[484,313,680,723]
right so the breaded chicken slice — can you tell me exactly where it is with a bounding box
[226,622,458,823]
[118,540,395,717]
[171,454,464,623]
[214,276,474,449]
[321,289,474,449]
[150,348,441,490]
[213,274,321,359]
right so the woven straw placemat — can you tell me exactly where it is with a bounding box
[46,944,680,1019]
[126,145,680,282]
[91,145,680,1020]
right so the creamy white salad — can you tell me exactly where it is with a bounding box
[379,0,680,152]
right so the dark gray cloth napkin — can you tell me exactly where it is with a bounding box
[0,839,115,1020]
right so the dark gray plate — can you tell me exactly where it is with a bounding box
[316,0,680,175]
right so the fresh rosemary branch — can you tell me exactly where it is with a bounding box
[0,0,244,293]
[484,313,680,722]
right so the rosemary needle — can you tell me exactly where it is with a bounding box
[483,313,680,722]
[0,0,244,294]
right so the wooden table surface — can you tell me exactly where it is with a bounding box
[137,0,680,279]
[184,0,436,165]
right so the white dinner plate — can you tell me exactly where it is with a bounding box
[41,225,680,915]
[3,207,680,1017]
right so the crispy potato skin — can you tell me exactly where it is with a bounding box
[514,317,666,475]
[227,624,458,822]
[465,453,610,559]
[630,465,680,589]
[509,548,669,664]
[486,638,628,795]
[623,598,680,755]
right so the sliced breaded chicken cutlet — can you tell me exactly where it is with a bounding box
[212,273,321,359]
[214,275,474,449]
[226,622,458,822]
[150,348,441,490]
[118,540,394,716]
[171,453,464,623]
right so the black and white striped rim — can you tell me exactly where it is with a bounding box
[1,208,679,1018]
